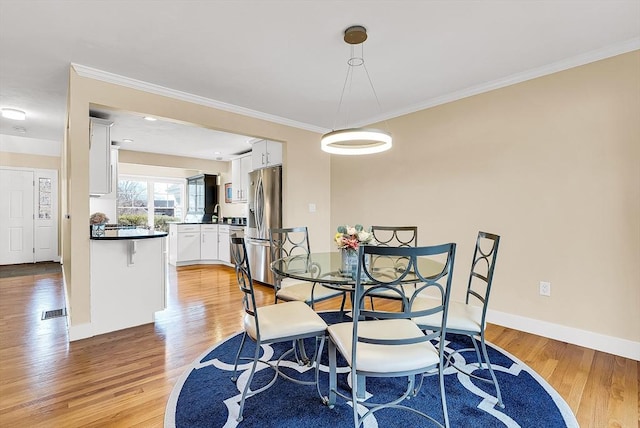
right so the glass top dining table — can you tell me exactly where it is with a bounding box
[270,251,445,289]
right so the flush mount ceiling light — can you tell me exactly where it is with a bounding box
[321,25,392,155]
[123,138,133,143]
[2,108,27,120]
[144,116,157,121]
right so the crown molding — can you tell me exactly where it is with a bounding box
[360,37,640,127]
[73,37,639,132]
[71,64,327,134]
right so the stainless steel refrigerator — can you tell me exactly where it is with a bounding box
[245,165,282,285]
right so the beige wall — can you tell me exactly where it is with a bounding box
[331,51,640,343]
[0,151,60,170]
[64,69,331,333]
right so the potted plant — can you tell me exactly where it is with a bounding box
[90,212,109,237]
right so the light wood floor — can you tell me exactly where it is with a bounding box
[0,264,637,427]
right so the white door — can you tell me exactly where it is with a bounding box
[0,169,35,265]
[34,170,58,262]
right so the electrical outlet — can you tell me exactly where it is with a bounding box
[539,281,551,296]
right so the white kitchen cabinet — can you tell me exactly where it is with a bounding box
[231,154,251,202]
[200,224,219,260]
[89,118,113,195]
[90,235,166,336]
[251,140,282,171]
[171,224,201,263]
[169,223,231,266]
[89,147,119,221]
[218,225,231,264]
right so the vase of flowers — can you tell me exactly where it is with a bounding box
[334,224,372,277]
[90,212,109,237]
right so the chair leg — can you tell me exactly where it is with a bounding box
[480,333,504,408]
[470,336,483,369]
[351,370,360,428]
[231,332,248,381]
[326,339,337,408]
[314,335,326,400]
[237,340,262,422]
[439,363,450,428]
[339,291,347,312]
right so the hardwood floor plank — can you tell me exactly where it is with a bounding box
[0,264,637,426]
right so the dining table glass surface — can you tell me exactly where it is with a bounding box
[270,251,445,288]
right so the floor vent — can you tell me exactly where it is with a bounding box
[42,308,67,320]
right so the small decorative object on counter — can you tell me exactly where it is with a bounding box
[90,212,109,237]
[334,224,372,277]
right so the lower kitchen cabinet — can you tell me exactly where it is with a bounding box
[200,224,219,260]
[171,224,201,263]
[218,225,231,264]
[90,235,167,337]
[169,223,232,266]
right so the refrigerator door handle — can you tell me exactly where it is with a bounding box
[255,173,265,237]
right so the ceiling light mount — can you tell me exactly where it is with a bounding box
[321,25,392,155]
[344,25,368,45]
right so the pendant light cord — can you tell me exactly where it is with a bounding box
[331,42,390,132]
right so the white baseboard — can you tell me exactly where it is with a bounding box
[62,265,94,342]
[68,322,94,341]
[487,309,640,361]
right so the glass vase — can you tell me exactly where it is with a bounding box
[91,223,105,237]
[341,248,358,276]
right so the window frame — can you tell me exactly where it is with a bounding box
[118,174,186,227]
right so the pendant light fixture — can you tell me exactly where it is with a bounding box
[321,25,392,155]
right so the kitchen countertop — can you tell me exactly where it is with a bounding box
[90,229,168,240]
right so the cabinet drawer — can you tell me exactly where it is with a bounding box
[201,224,218,232]
[178,225,200,233]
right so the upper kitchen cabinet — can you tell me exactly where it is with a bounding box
[231,154,251,202]
[251,140,282,171]
[89,118,113,195]
[89,146,119,221]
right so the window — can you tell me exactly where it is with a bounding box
[117,176,184,230]
[154,182,183,219]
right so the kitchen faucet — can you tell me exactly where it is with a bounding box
[213,204,220,222]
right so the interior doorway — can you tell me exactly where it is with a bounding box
[0,168,58,265]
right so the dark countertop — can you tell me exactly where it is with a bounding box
[90,229,168,240]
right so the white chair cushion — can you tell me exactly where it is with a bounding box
[411,297,482,333]
[367,284,418,300]
[276,280,343,303]
[244,301,327,342]
[328,319,439,373]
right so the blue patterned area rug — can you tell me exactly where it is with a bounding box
[165,312,578,427]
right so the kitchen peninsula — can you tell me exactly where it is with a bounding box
[90,228,167,336]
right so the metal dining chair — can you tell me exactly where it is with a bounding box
[230,236,328,422]
[269,226,346,309]
[412,231,503,408]
[325,242,457,428]
[368,225,419,306]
